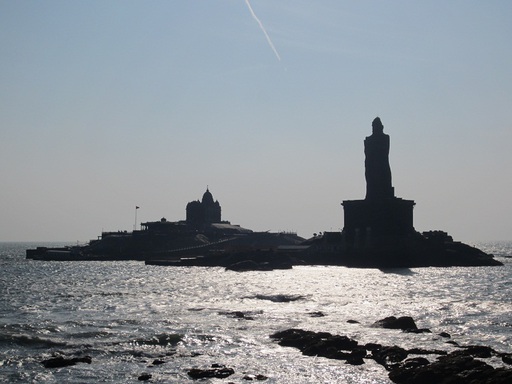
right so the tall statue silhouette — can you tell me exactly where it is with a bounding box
[364,117,394,200]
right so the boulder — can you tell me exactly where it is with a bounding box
[254,294,305,302]
[270,329,359,361]
[502,354,512,365]
[397,357,430,370]
[270,329,327,350]
[372,316,418,331]
[461,345,496,358]
[302,335,359,359]
[407,348,447,356]
[365,342,383,351]
[138,373,152,381]
[346,347,367,365]
[41,355,92,368]
[371,346,408,369]
[388,353,512,384]
[187,364,235,379]
[219,310,255,320]
[269,328,512,383]
[243,374,268,380]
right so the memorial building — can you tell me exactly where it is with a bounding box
[342,118,415,251]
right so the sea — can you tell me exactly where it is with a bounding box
[1,242,511,383]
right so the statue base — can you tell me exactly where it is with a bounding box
[341,197,415,251]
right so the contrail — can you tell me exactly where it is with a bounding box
[244,0,281,61]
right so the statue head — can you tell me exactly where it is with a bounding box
[372,117,384,134]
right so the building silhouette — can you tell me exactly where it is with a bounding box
[342,117,415,253]
[186,188,222,227]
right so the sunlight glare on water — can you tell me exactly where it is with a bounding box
[0,242,511,382]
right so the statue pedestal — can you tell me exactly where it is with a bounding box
[341,198,415,250]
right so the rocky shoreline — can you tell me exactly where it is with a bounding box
[37,314,512,382]
[270,316,512,383]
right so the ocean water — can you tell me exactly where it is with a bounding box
[1,242,511,383]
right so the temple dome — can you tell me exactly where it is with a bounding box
[187,188,221,226]
[201,188,214,205]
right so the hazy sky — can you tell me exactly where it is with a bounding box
[1,1,511,242]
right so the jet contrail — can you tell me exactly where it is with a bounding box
[244,0,281,61]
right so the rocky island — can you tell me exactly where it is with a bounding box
[305,117,501,268]
[27,118,501,268]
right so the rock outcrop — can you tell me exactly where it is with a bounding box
[270,321,512,383]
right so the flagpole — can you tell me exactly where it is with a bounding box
[134,206,139,231]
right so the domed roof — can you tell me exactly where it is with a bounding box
[201,188,214,204]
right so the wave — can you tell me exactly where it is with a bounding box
[129,333,182,346]
[68,330,112,339]
[0,334,66,348]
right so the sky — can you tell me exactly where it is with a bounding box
[1,1,511,243]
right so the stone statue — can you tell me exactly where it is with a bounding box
[364,117,394,200]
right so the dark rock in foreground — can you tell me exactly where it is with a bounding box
[187,364,235,379]
[308,311,326,317]
[389,354,511,384]
[243,374,268,380]
[219,310,256,320]
[372,316,418,331]
[270,329,362,364]
[138,373,152,381]
[252,294,305,302]
[270,326,512,383]
[41,355,92,368]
